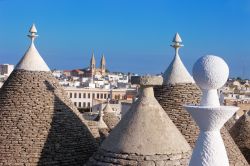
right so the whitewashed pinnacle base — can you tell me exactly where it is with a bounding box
[184,106,238,166]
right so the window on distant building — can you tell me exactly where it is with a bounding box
[88,93,90,98]
[83,102,86,108]
[79,93,81,98]
[83,93,86,98]
[101,94,103,99]
[74,93,77,98]
[70,93,72,98]
[79,102,81,107]
[115,95,120,100]
[88,102,90,107]
[74,102,77,106]
[97,93,99,99]
[108,94,111,99]
[104,94,107,99]
[92,93,95,99]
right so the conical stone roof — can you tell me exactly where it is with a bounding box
[225,113,238,131]
[94,102,119,143]
[94,102,119,130]
[230,111,250,163]
[88,76,191,165]
[154,33,249,165]
[102,102,119,130]
[0,25,97,165]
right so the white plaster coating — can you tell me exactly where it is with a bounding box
[16,24,50,71]
[193,55,229,107]
[184,106,238,131]
[101,76,191,155]
[184,106,238,166]
[184,55,239,166]
[172,32,182,43]
[29,24,37,33]
[193,55,229,90]
[163,33,194,85]
[200,89,220,107]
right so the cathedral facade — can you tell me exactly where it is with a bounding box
[84,53,106,77]
[87,53,106,77]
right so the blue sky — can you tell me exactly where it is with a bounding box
[0,0,250,78]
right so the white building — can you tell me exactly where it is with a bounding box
[64,87,136,109]
[52,70,63,78]
[0,64,14,76]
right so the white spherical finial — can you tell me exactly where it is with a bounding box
[193,55,229,90]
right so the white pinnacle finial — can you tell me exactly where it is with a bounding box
[163,33,194,84]
[28,24,38,42]
[171,32,183,48]
[184,55,238,166]
[15,24,50,71]
[98,109,108,129]
[171,33,184,57]
[193,55,229,106]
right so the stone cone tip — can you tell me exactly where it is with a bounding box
[15,24,50,72]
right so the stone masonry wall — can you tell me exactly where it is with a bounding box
[87,149,191,166]
[225,116,236,131]
[154,83,249,166]
[0,70,97,166]
[154,84,201,147]
[103,112,120,130]
[229,115,250,163]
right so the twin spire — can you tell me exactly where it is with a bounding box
[90,52,105,66]
[15,24,50,72]
[90,52,106,76]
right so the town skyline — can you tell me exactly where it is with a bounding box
[1,0,250,78]
[0,2,249,164]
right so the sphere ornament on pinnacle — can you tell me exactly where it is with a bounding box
[184,55,239,166]
[193,55,229,90]
[193,55,229,107]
